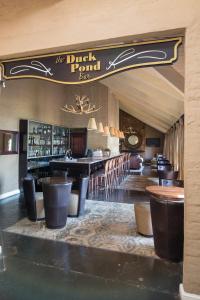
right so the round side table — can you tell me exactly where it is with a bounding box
[146,185,184,262]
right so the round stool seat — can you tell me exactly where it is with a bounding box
[134,202,153,236]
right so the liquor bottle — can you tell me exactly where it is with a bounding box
[0,245,6,272]
[43,126,47,135]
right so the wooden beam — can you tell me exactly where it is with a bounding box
[114,90,173,126]
[117,95,170,130]
[118,68,184,102]
[154,65,184,94]
[102,76,183,119]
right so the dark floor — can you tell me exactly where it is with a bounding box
[90,189,150,203]
[0,177,182,300]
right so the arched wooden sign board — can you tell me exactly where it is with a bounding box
[1,37,182,85]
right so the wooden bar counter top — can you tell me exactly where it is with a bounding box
[146,185,184,200]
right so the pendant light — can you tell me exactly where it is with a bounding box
[114,128,118,137]
[98,122,104,133]
[87,118,97,130]
[110,127,115,136]
[103,126,110,136]
[120,131,125,139]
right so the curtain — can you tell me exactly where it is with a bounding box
[163,117,184,180]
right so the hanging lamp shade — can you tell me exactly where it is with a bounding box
[110,127,115,136]
[121,131,125,139]
[98,122,104,133]
[87,118,97,130]
[103,126,110,136]
[114,128,118,137]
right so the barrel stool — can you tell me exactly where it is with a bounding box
[134,202,153,236]
[43,181,72,229]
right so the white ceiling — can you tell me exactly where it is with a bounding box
[101,48,184,133]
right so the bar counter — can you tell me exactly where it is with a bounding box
[50,154,122,176]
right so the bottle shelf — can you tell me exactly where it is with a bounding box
[28,145,52,147]
[26,121,70,159]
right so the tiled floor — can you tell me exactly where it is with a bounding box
[0,187,182,300]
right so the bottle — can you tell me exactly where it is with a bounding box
[0,245,6,272]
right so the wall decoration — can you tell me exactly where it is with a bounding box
[146,138,161,147]
[1,37,182,85]
[124,132,143,150]
[0,130,18,155]
[61,95,102,114]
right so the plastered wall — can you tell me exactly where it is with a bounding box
[0,79,69,195]
[0,0,200,294]
[0,79,119,195]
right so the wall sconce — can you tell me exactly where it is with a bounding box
[87,118,97,130]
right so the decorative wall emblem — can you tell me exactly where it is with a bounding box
[10,61,53,76]
[1,37,182,85]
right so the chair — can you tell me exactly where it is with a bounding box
[158,170,179,186]
[95,160,111,195]
[130,154,144,175]
[134,202,153,236]
[52,170,68,178]
[157,164,173,171]
[68,176,89,217]
[23,177,45,221]
[43,181,72,229]
[159,179,184,187]
[157,159,170,165]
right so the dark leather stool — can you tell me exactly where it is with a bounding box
[150,195,184,262]
[68,176,89,217]
[43,181,72,229]
[157,164,173,171]
[23,177,45,221]
[158,170,179,186]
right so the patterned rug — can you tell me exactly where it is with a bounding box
[117,175,159,192]
[5,200,156,258]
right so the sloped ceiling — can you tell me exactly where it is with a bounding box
[101,47,184,133]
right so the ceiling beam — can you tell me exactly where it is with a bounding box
[154,65,184,94]
[117,95,170,130]
[115,68,184,102]
[118,96,169,132]
[102,76,183,118]
[114,90,173,126]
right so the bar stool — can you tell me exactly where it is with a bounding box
[23,177,45,221]
[134,202,153,236]
[68,176,89,217]
[158,170,179,186]
[43,181,72,229]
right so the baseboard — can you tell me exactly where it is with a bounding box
[0,189,20,200]
[180,284,200,300]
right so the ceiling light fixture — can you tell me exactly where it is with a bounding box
[98,122,104,133]
[87,118,97,130]
[103,126,110,136]
[61,95,102,115]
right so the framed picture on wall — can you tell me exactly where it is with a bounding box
[146,138,161,147]
[0,130,19,155]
